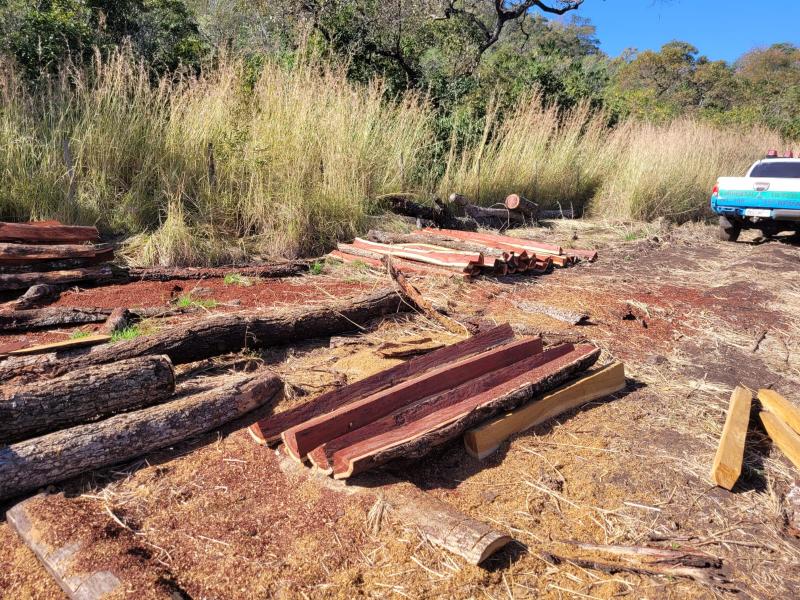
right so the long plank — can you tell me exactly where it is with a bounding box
[758,389,800,436]
[7,334,112,356]
[420,228,562,256]
[310,343,579,473]
[331,344,600,478]
[710,386,753,490]
[0,222,100,244]
[328,250,471,279]
[282,335,544,460]
[463,362,626,459]
[250,324,515,444]
[760,411,800,470]
[7,495,122,599]
[351,237,482,269]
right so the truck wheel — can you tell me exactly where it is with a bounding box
[718,215,741,242]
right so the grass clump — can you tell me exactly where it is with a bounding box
[111,325,143,342]
[309,261,324,275]
[69,330,91,339]
[224,273,253,287]
[177,294,218,309]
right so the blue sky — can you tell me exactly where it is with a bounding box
[567,0,800,63]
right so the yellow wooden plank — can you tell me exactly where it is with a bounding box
[758,389,800,437]
[760,410,800,471]
[463,362,625,460]
[709,386,753,490]
[8,334,111,356]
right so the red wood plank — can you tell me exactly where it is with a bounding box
[331,344,600,478]
[250,324,516,444]
[351,238,482,269]
[0,243,112,265]
[328,250,470,279]
[310,342,577,473]
[0,222,100,244]
[420,228,562,256]
[282,336,544,460]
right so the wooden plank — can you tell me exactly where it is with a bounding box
[7,333,112,356]
[758,389,800,436]
[330,344,600,478]
[760,410,800,470]
[311,343,579,473]
[282,336,544,461]
[710,386,753,490]
[420,228,563,256]
[329,249,470,279]
[6,495,122,599]
[463,362,626,459]
[351,237,481,269]
[0,222,100,244]
[249,325,515,444]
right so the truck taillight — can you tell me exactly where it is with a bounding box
[712,184,719,196]
[767,149,779,158]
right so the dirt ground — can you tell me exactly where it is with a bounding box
[1,220,799,599]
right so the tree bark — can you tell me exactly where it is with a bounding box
[0,222,100,244]
[0,289,407,384]
[125,262,310,282]
[0,266,113,291]
[0,305,199,332]
[0,243,112,265]
[0,355,175,444]
[464,204,527,224]
[0,372,283,501]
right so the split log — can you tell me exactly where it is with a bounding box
[0,266,113,291]
[514,301,589,325]
[249,324,514,444]
[0,222,100,244]
[0,242,112,265]
[0,289,407,384]
[710,386,753,490]
[0,372,283,501]
[125,262,310,282]
[0,355,175,444]
[758,389,800,435]
[277,453,511,565]
[284,336,544,461]
[321,343,599,478]
[760,410,800,470]
[6,283,62,309]
[504,194,539,218]
[464,362,626,459]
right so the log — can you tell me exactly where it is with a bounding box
[0,289,407,384]
[710,386,753,490]
[125,262,310,282]
[540,208,574,219]
[328,344,600,478]
[0,265,113,291]
[249,324,515,444]
[7,283,62,309]
[284,336,544,461]
[383,195,478,231]
[0,355,175,443]
[758,389,800,435]
[464,362,626,459]
[0,372,283,501]
[0,242,112,265]
[6,495,123,599]
[0,307,114,331]
[277,452,511,565]
[6,334,112,356]
[102,307,132,334]
[0,222,100,244]
[760,410,800,470]
[504,194,539,218]
[464,204,526,224]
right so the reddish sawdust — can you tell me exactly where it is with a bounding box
[2,228,800,598]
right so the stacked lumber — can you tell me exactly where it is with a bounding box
[249,323,603,479]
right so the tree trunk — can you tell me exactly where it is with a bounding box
[0,307,114,331]
[0,266,113,291]
[0,355,175,444]
[464,204,526,224]
[0,243,112,265]
[0,372,283,501]
[0,288,407,384]
[383,196,478,231]
[504,194,539,218]
[6,284,62,309]
[125,262,310,282]
[0,222,100,244]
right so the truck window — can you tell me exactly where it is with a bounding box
[749,162,800,178]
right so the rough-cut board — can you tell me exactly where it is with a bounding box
[330,248,471,279]
[0,289,407,384]
[463,361,626,460]
[5,333,112,356]
[0,265,113,291]
[283,336,545,461]
[6,496,122,599]
[250,324,515,444]
[0,373,283,501]
[328,344,600,478]
[0,355,175,443]
[351,237,482,269]
[277,453,511,565]
[0,221,100,244]
[710,386,753,490]
[421,228,563,256]
[310,343,579,473]
[0,242,112,265]
[758,389,800,436]
[760,410,800,471]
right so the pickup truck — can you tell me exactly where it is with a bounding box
[711,151,800,241]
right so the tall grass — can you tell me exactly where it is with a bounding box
[0,52,788,266]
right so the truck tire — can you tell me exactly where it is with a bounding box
[718,215,741,242]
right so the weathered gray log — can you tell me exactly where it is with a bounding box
[539,208,575,219]
[0,372,283,501]
[0,307,114,331]
[464,204,526,224]
[124,262,310,282]
[0,266,113,291]
[0,242,112,265]
[0,289,407,384]
[0,355,175,443]
[3,283,62,310]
